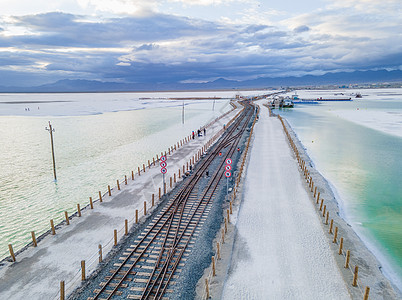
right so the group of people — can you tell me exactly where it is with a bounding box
[192,128,206,139]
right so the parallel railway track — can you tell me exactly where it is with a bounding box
[88,100,256,300]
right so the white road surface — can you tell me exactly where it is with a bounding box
[221,103,351,299]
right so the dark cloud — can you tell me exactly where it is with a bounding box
[293,25,310,33]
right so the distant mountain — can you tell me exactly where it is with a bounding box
[0,70,401,93]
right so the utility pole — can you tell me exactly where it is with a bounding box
[45,121,57,181]
[182,101,185,124]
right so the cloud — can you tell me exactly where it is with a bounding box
[0,1,401,87]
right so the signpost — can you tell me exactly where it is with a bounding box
[224,158,232,200]
[160,155,167,194]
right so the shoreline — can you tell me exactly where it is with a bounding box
[281,116,402,298]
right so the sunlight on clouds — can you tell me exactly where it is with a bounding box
[76,0,158,15]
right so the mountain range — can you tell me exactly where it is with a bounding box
[1,70,401,93]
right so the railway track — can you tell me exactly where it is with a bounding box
[87,100,256,300]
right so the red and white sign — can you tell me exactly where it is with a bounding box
[160,161,167,168]
[161,167,167,174]
[225,158,232,165]
[160,155,167,162]
[225,171,231,178]
[225,165,232,171]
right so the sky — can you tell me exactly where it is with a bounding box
[0,0,401,87]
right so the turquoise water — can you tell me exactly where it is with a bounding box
[278,89,402,287]
[0,92,235,258]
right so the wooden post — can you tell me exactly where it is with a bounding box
[98,244,103,263]
[99,191,103,202]
[108,185,111,196]
[125,175,127,185]
[316,192,320,204]
[152,194,155,207]
[333,226,338,243]
[135,210,138,224]
[156,154,159,161]
[50,219,56,235]
[339,237,344,255]
[125,219,128,235]
[114,229,117,246]
[170,177,172,188]
[174,173,176,183]
[352,265,359,287]
[148,160,150,168]
[132,170,134,180]
[186,162,188,171]
[325,211,329,225]
[164,183,166,195]
[138,166,141,176]
[64,211,69,225]
[143,164,145,172]
[345,250,350,269]
[8,244,16,262]
[179,169,181,178]
[329,219,333,234]
[81,260,86,281]
[212,256,216,276]
[322,205,326,217]
[153,157,155,166]
[217,242,221,259]
[117,180,120,190]
[159,187,161,199]
[230,201,233,214]
[77,203,81,217]
[314,186,317,198]
[227,209,230,223]
[205,278,209,299]
[144,201,147,215]
[183,165,185,174]
[224,217,227,233]
[60,281,65,300]
[90,197,93,209]
[319,199,324,211]
[363,286,370,300]
[31,231,37,247]
[221,228,225,243]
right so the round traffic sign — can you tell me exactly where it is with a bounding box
[160,161,167,168]
[161,167,167,174]
[225,158,232,165]
[160,155,167,162]
[225,171,231,178]
[225,165,232,171]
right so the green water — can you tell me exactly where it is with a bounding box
[0,96,231,258]
[279,89,402,288]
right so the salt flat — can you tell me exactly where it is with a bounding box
[221,102,351,299]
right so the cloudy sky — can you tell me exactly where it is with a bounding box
[0,0,401,86]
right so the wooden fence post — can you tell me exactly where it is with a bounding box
[114,229,118,246]
[152,194,155,207]
[144,201,147,215]
[316,192,320,204]
[99,244,103,263]
[125,219,128,235]
[99,191,103,202]
[339,237,344,254]
[325,211,329,225]
[50,219,56,235]
[333,226,338,243]
[77,203,81,217]
[108,185,111,196]
[138,166,141,176]
[64,211,70,225]
[60,281,65,300]
[125,175,127,185]
[352,265,359,287]
[81,260,86,281]
[212,256,216,276]
[135,210,138,224]
[132,170,134,180]
[170,177,172,188]
[174,173,176,183]
[217,242,221,259]
[205,278,209,299]
[363,286,370,300]
[345,250,350,269]
[117,180,120,190]
[143,164,145,172]
[89,197,93,209]
[329,219,333,234]
[8,244,16,262]
[159,187,161,199]
[31,231,37,247]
